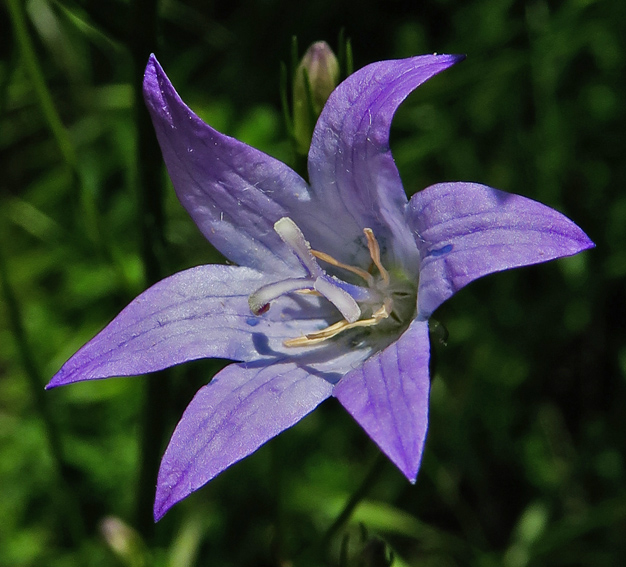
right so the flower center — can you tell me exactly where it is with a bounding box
[248,217,416,347]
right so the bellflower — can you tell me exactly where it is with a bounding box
[47,53,593,521]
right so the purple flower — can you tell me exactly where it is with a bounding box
[47,53,593,521]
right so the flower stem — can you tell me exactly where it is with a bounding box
[6,0,106,252]
[0,30,86,547]
[0,236,86,546]
[5,0,77,170]
[320,451,387,549]
[128,0,171,538]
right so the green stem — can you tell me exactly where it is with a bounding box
[0,27,85,546]
[128,0,171,539]
[320,452,387,549]
[7,0,108,255]
[0,236,86,545]
[6,0,77,169]
[295,452,387,564]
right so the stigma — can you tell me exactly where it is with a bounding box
[248,217,414,347]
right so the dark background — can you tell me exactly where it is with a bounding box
[1,0,624,565]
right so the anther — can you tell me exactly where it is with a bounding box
[311,249,374,285]
[364,228,390,285]
[283,299,392,348]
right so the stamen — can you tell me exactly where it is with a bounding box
[284,320,352,347]
[311,249,374,285]
[294,289,322,296]
[364,228,390,285]
[284,298,393,347]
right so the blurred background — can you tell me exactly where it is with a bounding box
[1,0,624,565]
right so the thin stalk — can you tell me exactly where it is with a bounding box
[128,0,171,539]
[6,0,77,169]
[7,0,107,254]
[0,236,86,545]
[320,452,387,550]
[294,452,387,565]
[0,29,85,546]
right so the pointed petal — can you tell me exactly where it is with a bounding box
[333,320,431,481]
[47,265,333,388]
[407,182,595,318]
[143,55,312,274]
[154,360,333,520]
[305,55,463,272]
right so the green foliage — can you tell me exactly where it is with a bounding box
[1,0,624,565]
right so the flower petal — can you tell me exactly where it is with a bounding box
[333,320,431,481]
[143,55,312,274]
[46,265,334,388]
[154,360,333,520]
[407,182,595,318]
[306,54,463,272]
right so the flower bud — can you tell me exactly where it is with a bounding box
[100,516,146,567]
[293,41,340,155]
